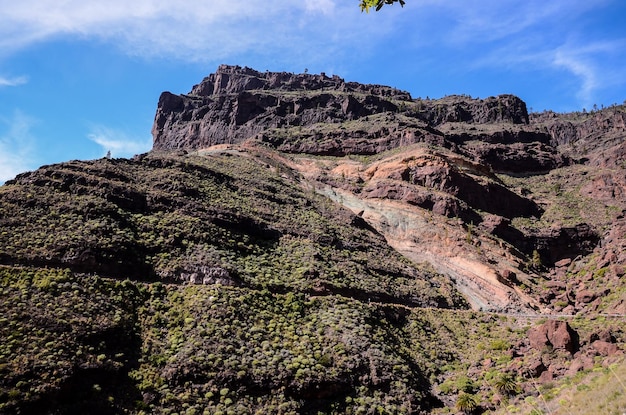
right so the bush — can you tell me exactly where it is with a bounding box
[456,393,478,414]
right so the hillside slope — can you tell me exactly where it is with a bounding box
[1,65,625,414]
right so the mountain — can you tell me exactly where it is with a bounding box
[0,65,624,414]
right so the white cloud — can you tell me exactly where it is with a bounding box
[553,50,597,106]
[304,0,335,14]
[432,0,625,109]
[552,39,626,108]
[438,0,604,45]
[0,110,37,183]
[0,75,28,87]
[0,0,365,62]
[0,0,622,110]
[471,36,626,109]
[87,125,152,158]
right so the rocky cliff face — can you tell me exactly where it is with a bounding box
[152,65,410,151]
[152,66,625,174]
[152,65,532,159]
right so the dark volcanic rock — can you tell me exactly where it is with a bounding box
[152,66,538,158]
[535,109,626,151]
[152,65,413,152]
[458,141,569,173]
[189,64,412,99]
[530,223,600,265]
[419,94,530,125]
[258,122,444,157]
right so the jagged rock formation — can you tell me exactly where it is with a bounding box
[153,65,534,160]
[153,65,412,151]
[153,66,571,180]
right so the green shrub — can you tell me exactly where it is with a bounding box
[456,393,478,414]
[490,339,509,351]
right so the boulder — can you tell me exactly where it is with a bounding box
[589,329,615,343]
[538,370,553,383]
[528,320,579,354]
[591,340,620,357]
[575,289,598,304]
[526,358,547,377]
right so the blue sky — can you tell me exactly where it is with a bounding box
[1,0,625,183]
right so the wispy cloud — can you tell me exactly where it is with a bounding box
[87,125,152,158]
[442,0,600,45]
[431,0,625,109]
[0,111,37,183]
[304,0,335,15]
[0,75,28,87]
[0,1,364,61]
[471,35,626,109]
[553,39,626,107]
[553,49,597,107]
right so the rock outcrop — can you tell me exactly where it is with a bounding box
[152,65,413,151]
[152,65,538,161]
[528,320,579,354]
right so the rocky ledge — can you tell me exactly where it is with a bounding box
[152,65,546,170]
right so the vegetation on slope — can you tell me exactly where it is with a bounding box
[0,266,523,414]
[4,264,621,414]
[0,150,463,309]
[1,82,625,413]
[0,266,144,414]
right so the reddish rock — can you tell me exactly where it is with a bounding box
[545,281,567,289]
[526,358,547,377]
[554,258,572,268]
[581,272,595,282]
[528,320,579,354]
[561,305,577,315]
[585,298,602,313]
[590,329,615,343]
[478,214,508,234]
[576,289,597,304]
[581,355,595,371]
[538,370,553,383]
[566,359,585,376]
[591,340,620,356]
[612,264,625,277]
[360,181,477,222]
[566,355,594,375]
[497,269,518,286]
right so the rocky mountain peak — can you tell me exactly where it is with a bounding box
[188,64,412,98]
[152,65,531,153]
